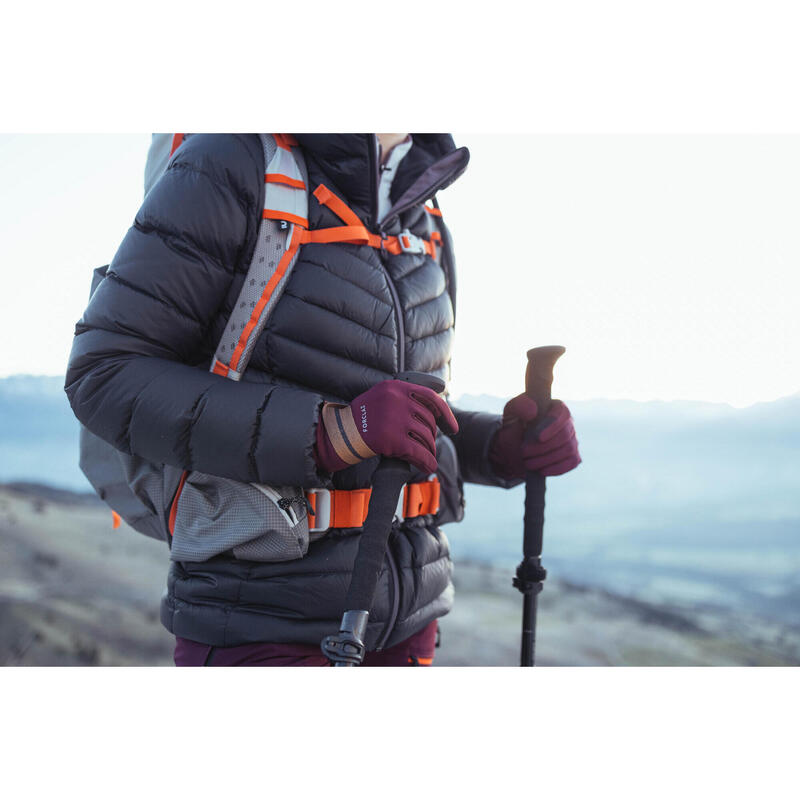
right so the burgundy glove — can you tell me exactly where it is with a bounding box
[315,380,459,475]
[489,394,581,480]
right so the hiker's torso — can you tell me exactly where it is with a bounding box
[162,134,466,648]
[204,134,456,408]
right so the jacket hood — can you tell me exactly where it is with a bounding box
[293,134,466,228]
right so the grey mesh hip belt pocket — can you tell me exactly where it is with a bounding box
[168,471,310,563]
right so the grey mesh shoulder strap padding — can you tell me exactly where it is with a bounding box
[210,134,309,381]
[143,133,309,381]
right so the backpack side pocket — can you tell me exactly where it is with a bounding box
[169,473,310,563]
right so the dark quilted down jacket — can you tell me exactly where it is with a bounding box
[65,134,513,650]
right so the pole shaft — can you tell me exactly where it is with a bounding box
[520,593,538,666]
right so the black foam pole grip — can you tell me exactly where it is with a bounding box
[343,458,410,613]
[523,474,546,559]
[395,371,446,394]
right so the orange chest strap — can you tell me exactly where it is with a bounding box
[292,184,441,258]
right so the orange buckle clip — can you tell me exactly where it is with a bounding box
[306,477,441,533]
[398,476,441,521]
[397,228,426,255]
[306,486,373,533]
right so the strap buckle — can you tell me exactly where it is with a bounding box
[306,488,332,533]
[394,483,409,522]
[395,475,440,523]
[398,229,426,255]
[308,477,441,533]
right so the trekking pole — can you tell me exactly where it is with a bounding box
[514,345,566,667]
[321,371,447,666]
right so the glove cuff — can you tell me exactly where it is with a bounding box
[315,401,377,473]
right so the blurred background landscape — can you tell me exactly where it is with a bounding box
[2,375,798,666]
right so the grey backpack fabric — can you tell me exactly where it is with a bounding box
[170,475,310,562]
[144,134,179,196]
[78,133,310,561]
[78,265,181,541]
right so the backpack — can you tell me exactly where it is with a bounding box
[79,133,455,560]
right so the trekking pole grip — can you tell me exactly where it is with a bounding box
[396,371,446,394]
[321,370,446,666]
[525,346,566,414]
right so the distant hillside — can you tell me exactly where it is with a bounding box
[0,375,88,491]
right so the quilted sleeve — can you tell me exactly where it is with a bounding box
[65,134,325,488]
[449,407,521,489]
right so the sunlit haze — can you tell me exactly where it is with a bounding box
[1,134,798,407]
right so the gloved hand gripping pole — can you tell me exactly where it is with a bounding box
[321,371,447,666]
[515,345,565,667]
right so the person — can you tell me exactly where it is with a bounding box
[65,133,581,667]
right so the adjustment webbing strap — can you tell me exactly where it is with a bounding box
[303,184,439,257]
[306,478,441,532]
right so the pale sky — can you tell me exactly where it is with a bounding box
[1,134,798,407]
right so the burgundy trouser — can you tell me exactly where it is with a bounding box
[174,620,438,667]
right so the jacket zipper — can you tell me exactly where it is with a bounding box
[376,541,401,650]
[380,256,405,373]
[371,134,406,374]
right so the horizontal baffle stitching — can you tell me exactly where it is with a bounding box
[406,325,454,346]
[267,330,394,377]
[106,271,205,329]
[279,289,396,343]
[298,253,392,308]
[301,237,386,277]
[403,287,449,314]
[99,324,189,361]
[387,255,434,284]
[133,218,235,277]
[167,158,255,220]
